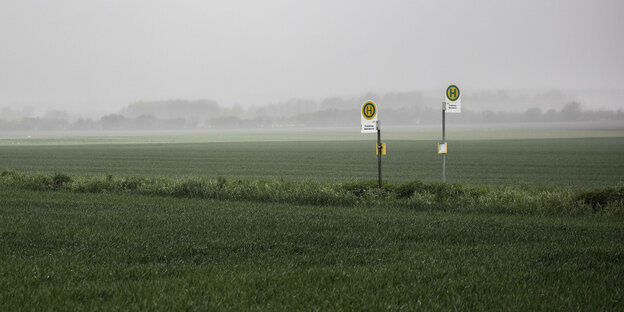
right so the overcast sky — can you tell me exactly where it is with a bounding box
[1,0,623,113]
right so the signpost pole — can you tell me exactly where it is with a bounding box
[361,100,381,188]
[377,121,382,188]
[442,102,446,183]
[442,84,459,183]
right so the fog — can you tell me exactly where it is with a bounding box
[1,0,623,123]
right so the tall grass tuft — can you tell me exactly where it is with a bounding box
[574,186,624,212]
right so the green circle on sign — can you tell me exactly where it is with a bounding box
[446,85,460,101]
[362,101,377,120]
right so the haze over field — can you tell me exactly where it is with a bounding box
[1,0,623,117]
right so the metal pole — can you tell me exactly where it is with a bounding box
[377,121,382,188]
[442,102,446,183]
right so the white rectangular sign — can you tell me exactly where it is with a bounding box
[361,101,378,133]
[438,142,447,154]
[361,122,377,133]
[445,100,461,113]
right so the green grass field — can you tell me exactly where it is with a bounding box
[1,129,623,310]
[1,132,623,187]
[1,189,622,310]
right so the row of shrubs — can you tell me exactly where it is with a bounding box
[1,170,622,217]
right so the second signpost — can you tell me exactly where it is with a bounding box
[440,84,461,183]
[361,100,385,188]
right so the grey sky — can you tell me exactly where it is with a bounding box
[1,0,623,114]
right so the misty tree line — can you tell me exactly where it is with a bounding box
[1,97,622,131]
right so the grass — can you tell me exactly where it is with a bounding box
[0,189,623,310]
[0,137,623,187]
[1,129,623,310]
[1,171,623,217]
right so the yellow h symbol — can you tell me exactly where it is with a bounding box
[362,101,376,120]
[449,88,457,99]
[447,85,459,101]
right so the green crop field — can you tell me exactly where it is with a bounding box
[1,129,623,310]
[1,189,623,311]
[1,129,623,187]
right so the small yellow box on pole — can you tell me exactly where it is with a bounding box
[376,143,387,155]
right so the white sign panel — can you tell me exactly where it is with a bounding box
[445,85,461,113]
[361,101,378,133]
[438,142,447,154]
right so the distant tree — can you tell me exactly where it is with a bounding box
[100,114,128,130]
[44,110,69,120]
[70,118,97,130]
[560,102,582,121]
[133,115,158,129]
[523,107,542,122]
[544,108,557,121]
